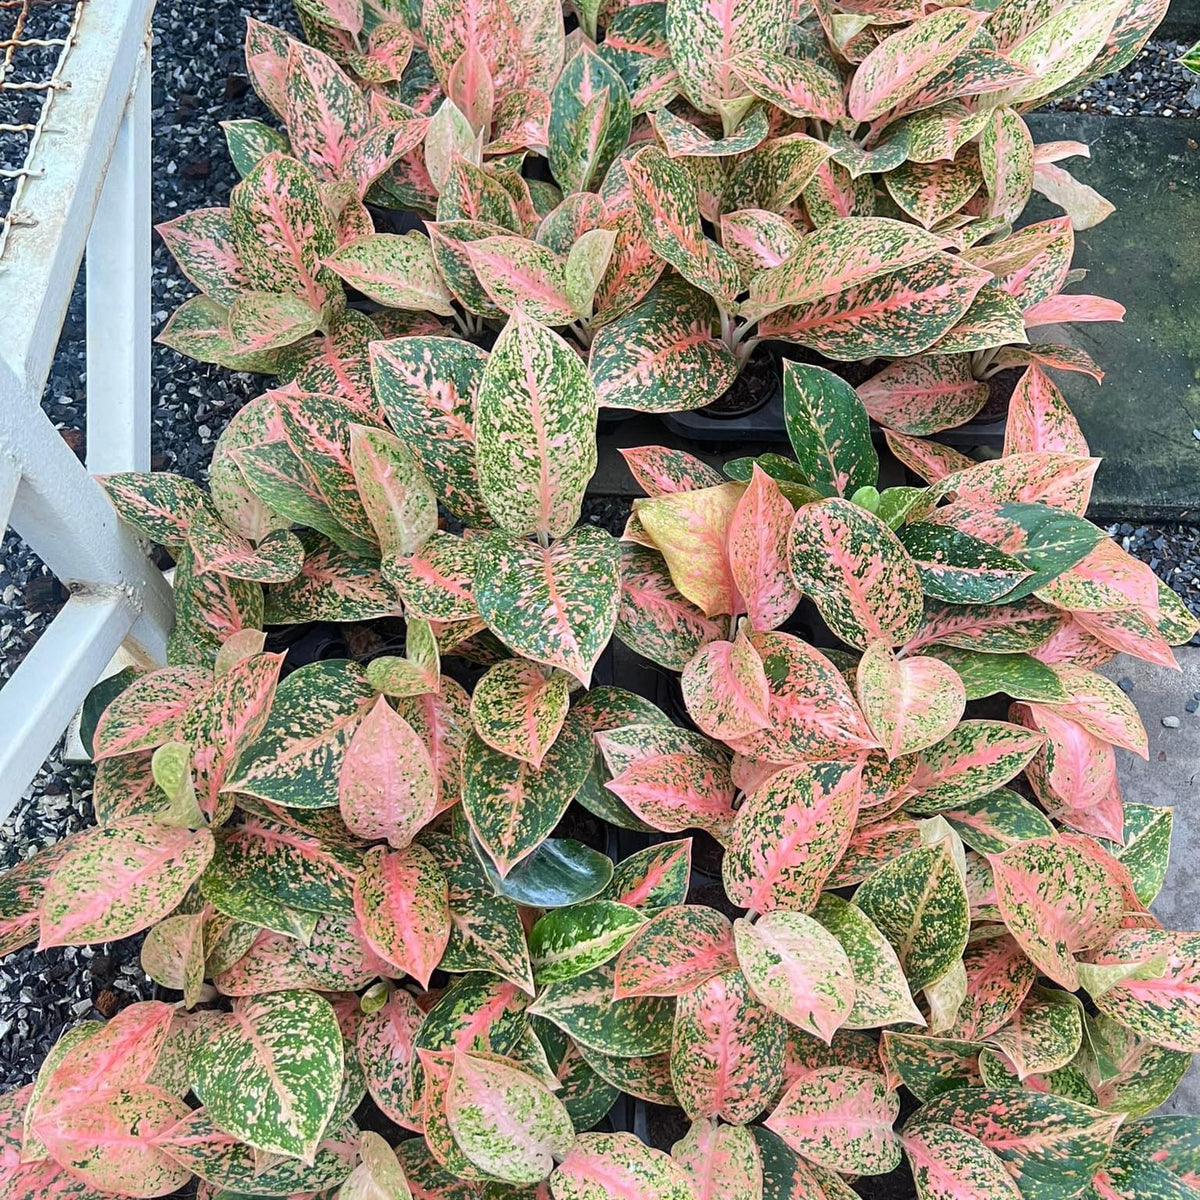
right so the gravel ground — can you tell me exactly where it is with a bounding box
[2,0,1200,1098]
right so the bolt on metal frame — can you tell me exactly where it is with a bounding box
[0,0,171,821]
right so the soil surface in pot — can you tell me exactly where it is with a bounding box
[702,346,779,418]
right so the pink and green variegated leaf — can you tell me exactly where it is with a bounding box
[97,471,209,547]
[734,911,855,1043]
[1088,928,1200,1053]
[530,962,674,1057]
[141,911,206,1008]
[1039,665,1147,758]
[357,988,424,1130]
[885,153,982,231]
[462,710,592,876]
[34,1083,192,1196]
[550,1131,696,1200]
[212,927,320,996]
[848,9,985,120]
[283,40,369,180]
[812,893,925,1029]
[988,836,1129,991]
[1001,0,1124,106]
[191,988,343,1160]
[720,209,804,287]
[993,342,1105,384]
[672,1117,762,1200]
[788,498,924,649]
[0,834,93,955]
[625,147,740,305]
[825,815,921,889]
[650,107,769,159]
[388,532,478,625]
[446,1052,575,1184]
[600,837,692,911]
[223,658,373,810]
[574,1042,675,1107]
[475,313,597,539]
[903,595,1063,655]
[229,152,337,312]
[928,451,1099,516]
[474,527,620,686]
[156,207,245,305]
[1073,606,1179,671]
[854,839,969,990]
[338,696,437,845]
[979,107,1033,223]
[620,445,723,496]
[589,276,736,413]
[369,336,490,528]
[903,1121,1023,1200]
[325,232,456,314]
[912,1086,1123,1200]
[348,423,438,560]
[606,749,737,842]
[1036,536,1158,613]
[547,47,633,194]
[264,531,399,625]
[635,482,742,618]
[725,135,835,213]
[422,0,522,93]
[665,0,789,117]
[463,236,577,325]
[489,87,552,155]
[734,630,879,770]
[855,641,966,760]
[938,928,1036,1041]
[987,985,1082,1080]
[879,1031,982,1100]
[615,543,725,671]
[762,254,992,363]
[428,219,511,317]
[857,355,989,437]
[672,966,787,1124]
[883,431,975,486]
[942,789,1057,857]
[185,508,304,584]
[613,905,737,998]
[38,820,214,948]
[782,362,878,497]
[722,763,861,915]
[536,193,606,255]
[766,1066,901,1175]
[730,49,844,122]
[470,658,570,769]
[804,159,875,228]
[908,720,1044,812]
[681,626,771,740]
[353,843,449,989]
[91,666,210,760]
[727,467,802,633]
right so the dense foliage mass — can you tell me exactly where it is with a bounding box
[0,0,1194,1196]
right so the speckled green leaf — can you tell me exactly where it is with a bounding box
[1081,1013,1189,1117]
[530,902,646,986]
[471,658,571,769]
[988,985,1081,1081]
[550,1131,695,1200]
[532,1024,619,1131]
[880,1030,981,1101]
[651,106,768,160]
[324,232,454,314]
[474,527,619,686]
[97,471,208,547]
[462,235,575,325]
[856,641,965,760]
[191,988,342,1160]
[445,1052,574,1184]
[600,839,692,911]
[902,1121,1022,1200]
[462,709,592,876]
[911,1086,1122,1200]
[475,313,597,539]
[531,962,674,1057]
[725,134,833,214]
[369,336,490,527]
[782,362,877,499]
[723,763,860,915]
[613,904,737,999]
[222,659,373,812]
[348,423,438,562]
[264,531,398,624]
[854,840,969,990]
[671,966,786,1124]
[548,47,632,194]
[1106,803,1172,907]
[625,147,740,305]
[415,973,531,1065]
[885,153,982,232]
[156,207,245,306]
[925,647,1068,703]
[573,1042,675,1107]
[91,665,210,761]
[766,1066,900,1175]
[813,893,924,1030]
[909,720,1044,813]
[788,498,923,649]
[942,788,1055,855]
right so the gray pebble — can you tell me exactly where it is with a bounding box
[1163,716,1182,728]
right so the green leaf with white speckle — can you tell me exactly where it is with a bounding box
[530,902,647,986]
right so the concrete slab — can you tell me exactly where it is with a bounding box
[1101,645,1200,1111]
[1024,113,1200,523]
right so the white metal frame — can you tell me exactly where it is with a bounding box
[0,0,171,820]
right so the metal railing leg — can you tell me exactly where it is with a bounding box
[85,40,151,475]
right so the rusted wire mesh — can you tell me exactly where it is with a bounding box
[0,0,85,259]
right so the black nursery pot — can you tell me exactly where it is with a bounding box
[661,343,786,442]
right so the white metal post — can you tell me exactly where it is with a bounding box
[86,43,151,474]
